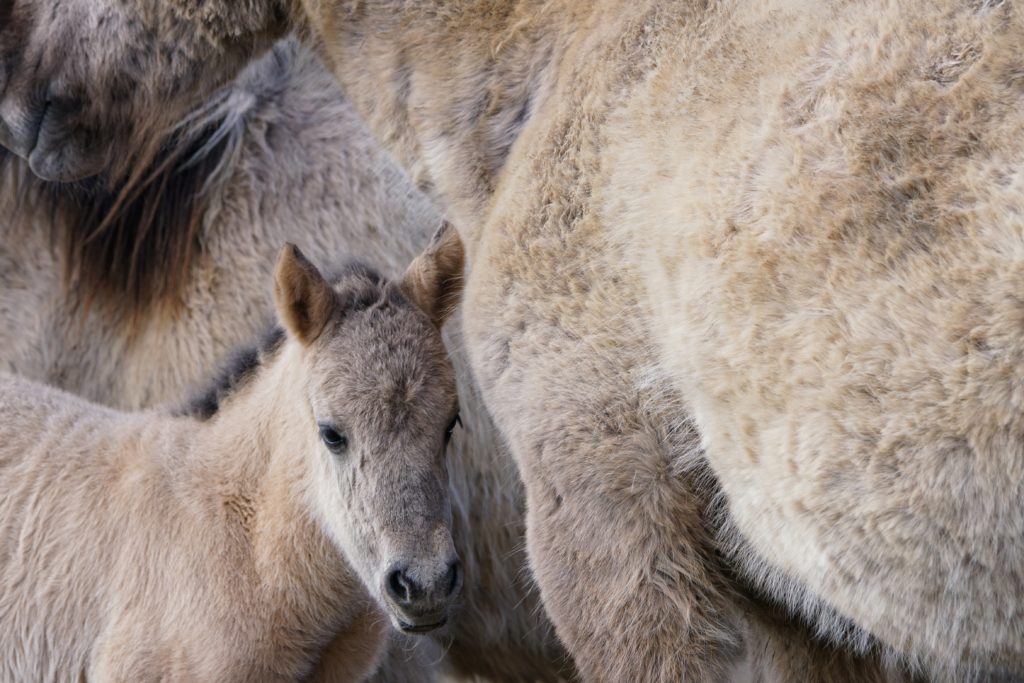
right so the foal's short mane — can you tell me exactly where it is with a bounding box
[180,324,287,421]
[178,262,408,421]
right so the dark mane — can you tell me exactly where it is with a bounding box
[0,41,311,322]
[175,262,404,421]
[0,116,236,320]
[178,324,286,421]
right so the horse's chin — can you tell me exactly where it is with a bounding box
[390,612,448,635]
[382,597,451,636]
[12,115,114,182]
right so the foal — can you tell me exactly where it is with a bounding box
[0,224,465,681]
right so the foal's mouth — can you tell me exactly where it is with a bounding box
[397,617,447,634]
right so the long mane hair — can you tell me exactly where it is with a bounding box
[0,44,288,320]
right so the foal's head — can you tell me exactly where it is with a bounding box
[274,222,464,634]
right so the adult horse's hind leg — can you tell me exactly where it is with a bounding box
[468,343,920,682]
[519,391,745,681]
[742,603,911,683]
[467,339,911,681]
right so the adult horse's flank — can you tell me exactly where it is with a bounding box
[0,237,464,681]
[6,0,1024,679]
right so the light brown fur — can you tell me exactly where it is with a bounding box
[9,1,1019,679]
[0,40,572,682]
[0,239,464,681]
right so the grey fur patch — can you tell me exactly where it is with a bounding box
[178,325,285,420]
[176,262,413,422]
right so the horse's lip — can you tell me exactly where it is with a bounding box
[397,617,447,634]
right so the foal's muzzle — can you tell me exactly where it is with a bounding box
[382,556,462,633]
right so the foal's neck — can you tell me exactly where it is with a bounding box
[183,339,377,672]
[192,340,350,600]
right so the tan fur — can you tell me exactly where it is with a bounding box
[114,1,1024,678]
[0,41,571,682]
[9,1,1019,678]
[275,243,340,344]
[0,242,462,681]
[401,223,466,329]
[328,5,1023,678]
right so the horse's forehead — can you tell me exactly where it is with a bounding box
[312,311,456,414]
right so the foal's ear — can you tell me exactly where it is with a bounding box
[274,244,336,345]
[400,222,465,327]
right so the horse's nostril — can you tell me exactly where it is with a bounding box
[444,559,462,597]
[386,567,421,606]
[386,560,460,610]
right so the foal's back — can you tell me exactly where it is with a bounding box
[0,373,148,679]
[0,373,253,681]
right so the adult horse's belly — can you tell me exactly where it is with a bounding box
[610,0,1024,673]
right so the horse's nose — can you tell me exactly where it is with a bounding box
[383,557,462,633]
[386,558,462,606]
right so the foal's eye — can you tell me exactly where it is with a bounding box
[444,414,462,445]
[319,425,348,454]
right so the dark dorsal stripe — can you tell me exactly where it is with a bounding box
[176,263,403,422]
[178,325,286,421]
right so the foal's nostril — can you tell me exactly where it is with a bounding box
[385,559,461,612]
[386,567,422,606]
[443,559,462,598]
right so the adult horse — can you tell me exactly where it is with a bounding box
[5,1,1021,678]
[1,29,890,681]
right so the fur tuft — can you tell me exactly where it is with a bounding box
[179,325,285,420]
